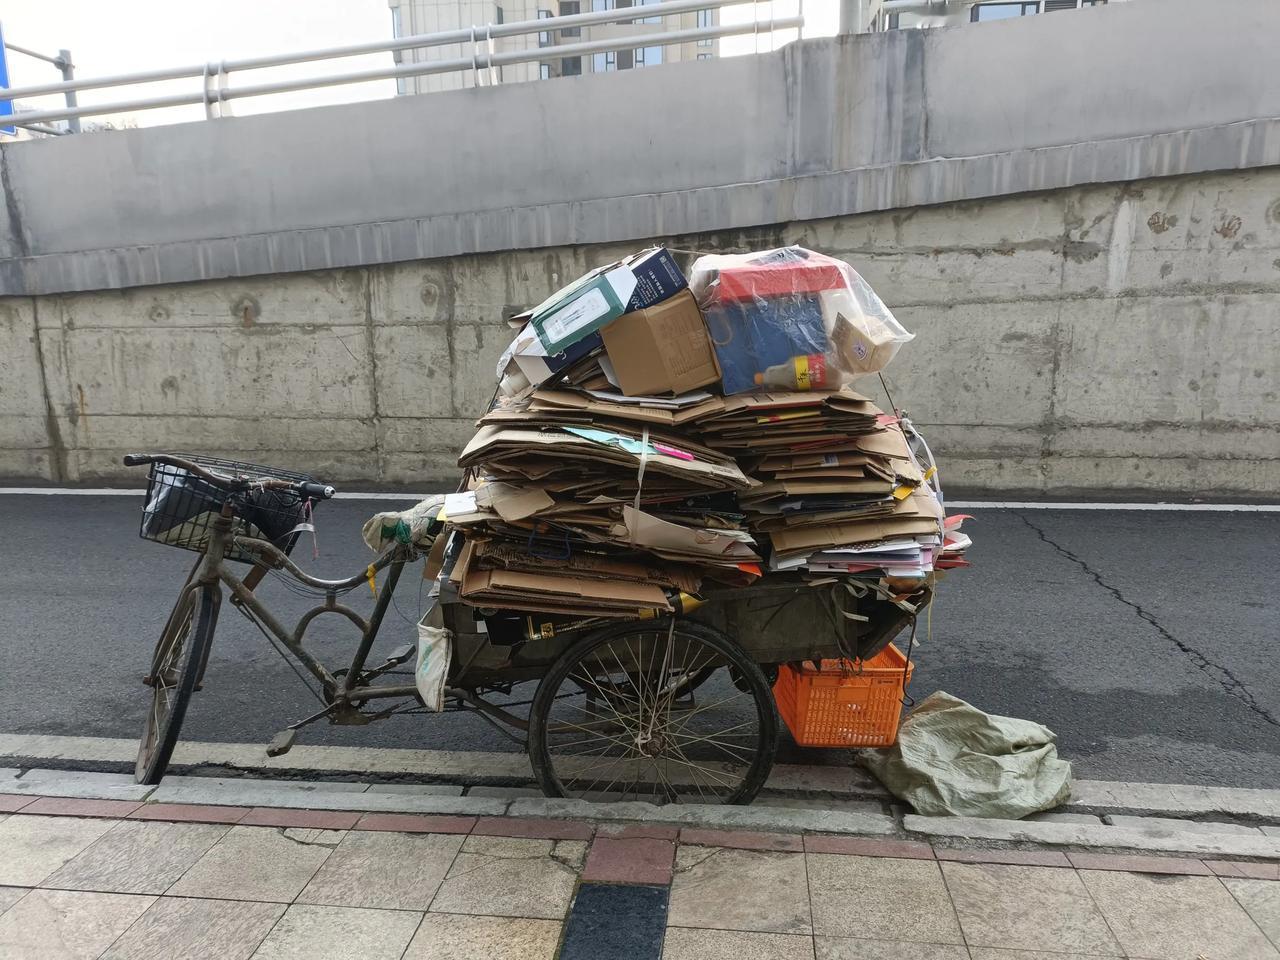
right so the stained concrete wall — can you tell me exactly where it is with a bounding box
[6,166,1278,496]
[1,0,1277,495]
[1,0,1277,297]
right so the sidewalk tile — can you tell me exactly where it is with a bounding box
[667,927,815,960]
[0,814,116,886]
[808,854,960,943]
[19,797,142,818]
[249,903,422,960]
[935,848,1071,868]
[1081,870,1280,960]
[430,834,581,919]
[403,913,561,959]
[298,830,463,910]
[967,951,1112,959]
[559,883,667,960]
[1207,861,1280,881]
[0,794,37,813]
[1223,878,1280,949]
[473,816,595,841]
[804,836,934,860]
[1067,852,1212,875]
[941,862,1121,956]
[43,820,228,895]
[355,812,475,834]
[0,888,154,960]
[99,897,285,960]
[239,808,361,830]
[669,846,810,934]
[681,828,803,852]
[167,825,342,903]
[817,938,967,959]
[582,837,674,885]
[598,823,679,840]
[0,887,28,914]
[128,802,249,824]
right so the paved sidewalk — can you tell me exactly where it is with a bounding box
[1,797,1278,959]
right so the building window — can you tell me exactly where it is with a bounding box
[970,1,1039,20]
[697,51,712,60]
[592,0,611,10]
[396,77,407,94]
[593,50,616,71]
[495,5,504,22]
[390,7,403,37]
[886,12,900,28]
[562,55,582,75]
[539,62,552,79]
[560,0,581,36]
[697,8,713,44]
[538,9,553,45]
[617,47,633,69]
[634,45,662,67]
[1043,0,1079,9]
[639,0,662,23]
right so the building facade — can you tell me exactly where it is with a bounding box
[389,0,719,94]
[864,0,1123,32]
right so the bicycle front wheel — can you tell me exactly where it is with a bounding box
[135,581,220,784]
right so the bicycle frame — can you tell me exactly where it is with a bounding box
[188,506,421,712]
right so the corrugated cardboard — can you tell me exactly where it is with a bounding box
[601,290,721,397]
[460,566,672,616]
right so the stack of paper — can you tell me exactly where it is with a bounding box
[436,244,970,621]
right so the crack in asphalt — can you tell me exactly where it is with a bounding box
[1016,512,1279,729]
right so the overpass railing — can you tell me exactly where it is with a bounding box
[1,0,803,131]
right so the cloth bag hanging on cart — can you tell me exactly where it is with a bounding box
[861,691,1072,818]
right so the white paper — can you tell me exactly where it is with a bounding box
[598,354,622,388]
[442,491,477,518]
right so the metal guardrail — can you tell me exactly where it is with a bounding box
[2,0,803,130]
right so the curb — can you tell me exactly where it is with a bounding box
[1,793,1275,882]
[4,767,1280,862]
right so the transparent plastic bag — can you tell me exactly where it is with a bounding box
[689,246,913,394]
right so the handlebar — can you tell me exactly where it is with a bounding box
[122,453,337,501]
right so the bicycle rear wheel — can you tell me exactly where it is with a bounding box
[528,620,778,805]
[135,581,220,784]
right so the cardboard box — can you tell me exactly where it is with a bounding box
[623,247,688,310]
[497,247,688,395]
[509,246,688,358]
[601,290,721,397]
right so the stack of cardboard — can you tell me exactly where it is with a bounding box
[442,245,965,621]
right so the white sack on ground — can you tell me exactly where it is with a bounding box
[860,691,1072,818]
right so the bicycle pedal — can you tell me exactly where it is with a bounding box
[266,729,297,757]
[387,643,414,665]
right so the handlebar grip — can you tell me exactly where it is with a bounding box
[122,454,152,467]
[299,481,337,501]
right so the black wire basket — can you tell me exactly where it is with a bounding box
[138,455,319,564]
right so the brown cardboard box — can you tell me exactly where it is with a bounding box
[601,290,721,396]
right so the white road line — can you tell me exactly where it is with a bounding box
[1,487,1276,510]
[0,488,430,501]
[947,501,1280,512]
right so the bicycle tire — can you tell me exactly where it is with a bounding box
[135,582,220,785]
[528,620,778,805]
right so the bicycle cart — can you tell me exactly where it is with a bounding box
[125,452,926,805]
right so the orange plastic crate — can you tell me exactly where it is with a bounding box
[772,644,914,748]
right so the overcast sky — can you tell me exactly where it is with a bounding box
[1,0,835,129]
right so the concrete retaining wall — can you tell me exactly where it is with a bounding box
[5,165,1278,496]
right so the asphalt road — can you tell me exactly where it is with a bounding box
[0,494,1276,787]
